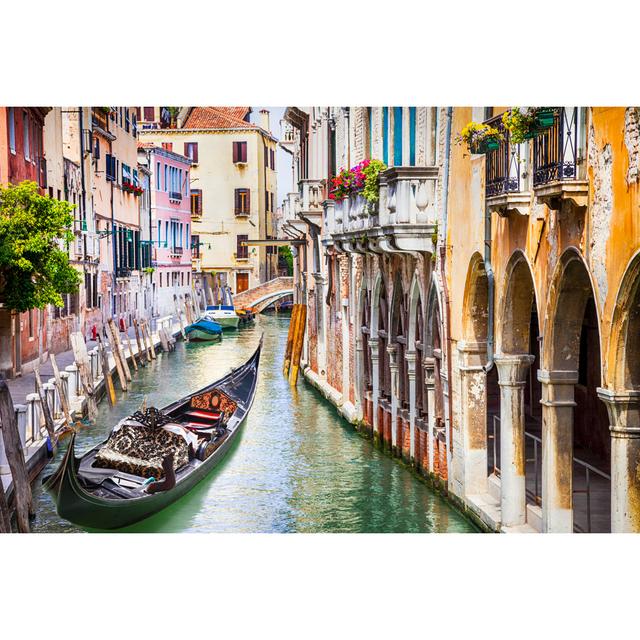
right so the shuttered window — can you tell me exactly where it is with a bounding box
[236,234,249,259]
[233,141,247,163]
[143,106,154,121]
[162,142,173,152]
[184,142,198,163]
[270,148,275,169]
[191,189,202,216]
[234,188,250,215]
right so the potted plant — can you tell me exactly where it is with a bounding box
[456,122,504,154]
[502,107,557,143]
[329,158,387,207]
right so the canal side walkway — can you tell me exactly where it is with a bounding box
[1,316,183,502]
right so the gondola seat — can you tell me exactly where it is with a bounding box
[189,389,237,423]
[93,423,189,479]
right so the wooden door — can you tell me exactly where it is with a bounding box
[236,273,249,294]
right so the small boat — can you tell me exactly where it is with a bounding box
[43,339,262,530]
[185,318,223,342]
[236,308,256,326]
[205,285,240,329]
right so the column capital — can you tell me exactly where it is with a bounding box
[368,338,379,357]
[495,353,535,387]
[597,387,640,438]
[457,340,487,368]
[423,356,435,387]
[405,350,417,376]
[538,369,578,408]
[387,343,398,366]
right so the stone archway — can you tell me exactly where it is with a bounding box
[541,248,609,532]
[390,273,409,458]
[494,251,541,528]
[407,272,424,462]
[369,272,385,439]
[356,281,373,430]
[458,253,492,497]
[599,250,640,531]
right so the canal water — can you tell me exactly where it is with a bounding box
[31,315,477,533]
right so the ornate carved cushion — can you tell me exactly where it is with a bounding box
[93,423,189,479]
[190,389,237,422]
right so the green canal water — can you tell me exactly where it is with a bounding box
[31,315,477,533]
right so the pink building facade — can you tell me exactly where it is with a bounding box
[141,144,193,318]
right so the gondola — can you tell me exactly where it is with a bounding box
[43,339,262,530]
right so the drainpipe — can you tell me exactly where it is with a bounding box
[482,201,495,374]
[439,106,455,453]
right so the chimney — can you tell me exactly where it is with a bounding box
[259,109,271,133]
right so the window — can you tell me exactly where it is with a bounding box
[125,109,130,133]
[270,192,274,213]
[164,164,168,191]
[270,148,275,169]
[133,169,139,188]
[236,234,249,259]
[165,221,169,247]
[162,142,173,152]
[144,106,154,121]
[234,188,250,215]
[156,162,161,189]
[184,142,198,163]
[409,107,416,166]
[382,107,389,165]
[105,154,116,181]
[264,146,268,167]
[8,108,15,152]
[265,190,269,211]
[122,163,131,185]
[23,111,30,160]
[191,189,202,216]
[158,220,162,245]
[233,141,247,163]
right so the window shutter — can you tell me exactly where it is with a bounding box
[264,146,268,167]
[192,143,198,163]
[234,188,240,213]
[241,142,247,163]
[245,189,250,213]
[233,142,239,163]
[162,142,173,152]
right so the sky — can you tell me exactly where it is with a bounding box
[250,106,293,207]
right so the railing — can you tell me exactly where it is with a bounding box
[116,267,131,278]
[379,166,438,227]
[489,414,501,476]
[299,178,324,213]
[572,455,611,534]
[169,191,183,201]
[484,115,524,197]
[490,414,610,532]
[525,431,542,507]
[533,107,579,186]
[171,247,184,256]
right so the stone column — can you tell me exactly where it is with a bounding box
[538,369,578,533]
[457,342,489,497]
[388,343,399,449]
[424,357,436,473]
[369,339,380,434]
[406,349,417,460]
[355,335,364,421]
[597,388,640,532]
[495,353,535,527]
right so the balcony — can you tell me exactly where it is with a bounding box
[116,267,131,279]
[170,247,184,259]
[298,178,324,227]
[328,166,439,254]
[169,191,183,202]
[533,107,587,209]
[484,114,530,217]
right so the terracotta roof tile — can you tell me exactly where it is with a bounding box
[184,107,255,130]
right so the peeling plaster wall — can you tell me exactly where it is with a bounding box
[587,126,613,309]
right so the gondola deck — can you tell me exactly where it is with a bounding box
[43,338,262,530]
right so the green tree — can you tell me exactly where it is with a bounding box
[278,245,293,276]
[0,181,81,313]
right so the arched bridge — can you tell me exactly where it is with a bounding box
[233,276,293,313]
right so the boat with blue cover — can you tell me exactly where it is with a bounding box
[205,285,240,329]
[185,318,223,342]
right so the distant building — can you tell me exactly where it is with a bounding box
[138,143,192,318]
[139,107,278,303]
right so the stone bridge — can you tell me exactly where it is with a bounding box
[233,276,293,313]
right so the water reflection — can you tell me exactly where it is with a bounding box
[31,315,476,533]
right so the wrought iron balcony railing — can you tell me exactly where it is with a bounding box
[484,115,524,198]
[533,107,579,186]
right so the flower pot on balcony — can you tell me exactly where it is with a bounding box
[471,136,501,154]
[534,108,555,131]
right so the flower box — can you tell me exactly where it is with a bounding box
[470,136,501,154]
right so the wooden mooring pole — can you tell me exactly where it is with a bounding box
[133,318,146,366]
[70,332,97,421]
[283,304,300,377]
[97,334,116,407]
[34,368,57,452]
[288,304,307,386]
[105,325,127,392]
[50,353,73,428]
[0,379,32,532]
